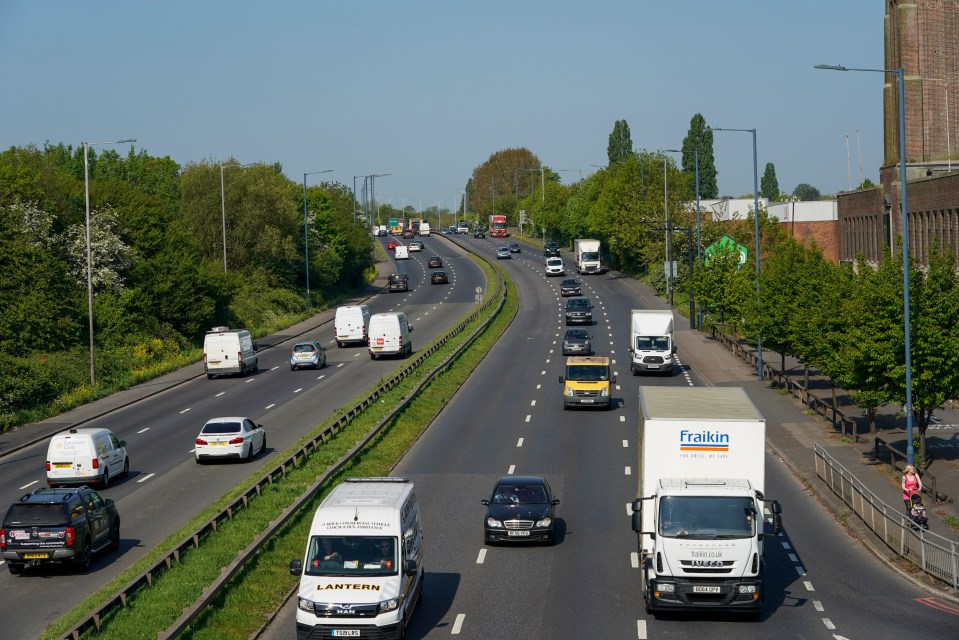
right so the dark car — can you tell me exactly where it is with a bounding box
[474,228,486,238]
[508,242,521,253]
[2,486,120,574]
[560,278,581,296]
[427,256,443,268]
[482,476,559,545]
[431,270,449,285]
[562,329,592,355]
[388,273,409,292]
[543,242,560,257]
[401,229,413,239]
[290,341,326,370]
[565,297,593,325]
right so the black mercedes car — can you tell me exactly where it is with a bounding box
[482,476,559,545]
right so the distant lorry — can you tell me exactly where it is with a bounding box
[489,215,508,238]
[573,239,602,274]
[627,310,675,375]
[559,355,615,410]
[419,222,431,236]
[631,386,782,615]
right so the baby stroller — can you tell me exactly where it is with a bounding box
[908,493,929,530]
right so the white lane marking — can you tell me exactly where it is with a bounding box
[270,366,279,371]
[137,427,150,434]
[541,370,546,375]
[795,565,806,576]
[517,438,524,447]
[476,549,487,564]
[337,363,345,368]
[612,359,616,365]
[626,502,632,516]
[545,359,550,364]
[822,618,835,630]
[637,619,647,639]
[508,465,515,474]
[294,388,303,393]
[189,448,196,453]
[620,416,626,422]
[215,392,225,397]
[19,480,39,490]
[788,553,798,562]
[354,353,361,357]
[180,408,191,414]
[630,552,639,568]
[623,440,629,447]
[782,541,791,550]
[616,385,621,390]
[536,384,541,389]
[245,378,255,383]
[625,466,632,475]
[804,581,815,591]
[317,375,326,380]
[451,613,466,634]
[137,473,156,484]
[530,400,536,406]
[814,600,824,612]
[265,404,276,410]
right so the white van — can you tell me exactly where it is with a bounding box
[334,304,372,348]
[394,245,409,260]
[290,477,424,639]
[46,427,129,488]
[545,257,565,276]
[368,312,413,359]
[419,222,431,237]
[203,327,258,378]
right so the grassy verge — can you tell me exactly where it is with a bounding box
[42,258,515,640]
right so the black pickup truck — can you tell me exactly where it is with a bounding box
[1,486,120,574]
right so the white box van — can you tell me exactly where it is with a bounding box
[203,327,258,378]
[334,304,372,348]
[368,312,413,359]
[290,477,424,639]
[419,222,431,236]
[46,427,129,488]
[394,245,409,260]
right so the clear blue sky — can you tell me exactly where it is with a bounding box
[1,1,884,208]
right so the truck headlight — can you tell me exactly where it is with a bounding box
[738,585,757,594]
[656,582,675,593]
[536,517,552,527]
[565,386,575,397]
[486,517,503,528]
[378,597,400,613]
[600,386,609,397]
[297,597,315,613]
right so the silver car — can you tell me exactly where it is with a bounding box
[496,247,511,259]
[290,341,327,370]
[562,329,593,355]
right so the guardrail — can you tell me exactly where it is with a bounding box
[815,443,959,590]
[63,246,507,640]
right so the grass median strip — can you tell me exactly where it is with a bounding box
[42,259,515,640]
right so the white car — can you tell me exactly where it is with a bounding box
[408,241,424,252]
[195,417,266,464]
[545,257,565,276]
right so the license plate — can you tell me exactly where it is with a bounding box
[53,463,72,469]
[648,365,661,369]
[332,631,360,637]
[211,442,227,446]
[507,530,530,536]
[581,398,594,403]
[23,553,50,559]
[208,360,221,365]
[693,586,721,593]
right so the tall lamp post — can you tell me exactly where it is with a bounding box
[84,137,136,386]
[815,63,914,466]
[220,161,258,273]
[663,149,681,306]
[710,126,762,381]
[303,169,333,309]
[557,168,583,183]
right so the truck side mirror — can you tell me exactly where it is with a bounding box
[627,346,634,353]
[672,345,677,354]
[769,500,783,535]
[631,510,643,534]
[290,559,303,576]
[558,376,564,384]
[611,375,617,384]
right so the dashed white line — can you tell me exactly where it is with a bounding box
[804,581,815,591]
[180,408,191,414]
[630,552,639,568]
[451,613,465,634]
[508,465,515,474]
[476,549,487,564]
[541,370,546,375]
[795,565,806,576]
[265,404,276,410]
[625,466,632,475]
[536,384,541,389]
[137,427,150,434]
[530,400,536,406]
[813,600,824,612]
[620,416,626,422]
[245,378,255,383]
[294,388,303,393]
[517,438,524,447]
[637,620,647,639]
[137,473,156,483]
[317,375,326,380]
[822,618,835,630]
[19,480,38,490]
[782,541,791,550]
[788,553,798,562]
[337,363,345,368]
[623,440,629,447]
[215,392,225,397]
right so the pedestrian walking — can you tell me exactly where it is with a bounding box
[901,464,923,510]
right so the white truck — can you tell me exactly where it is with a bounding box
[631,386,782,616]
[394,245,409,260]
[419,222,431,236]
[627,310,675,375]
[573,239,602,274]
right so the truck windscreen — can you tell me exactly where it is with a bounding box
[565,365,609,382]
[659,496,756,539]
[636,336,670,350]
[582,252,600,261]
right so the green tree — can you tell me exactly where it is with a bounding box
[681,114,718,198]
[469,148,542,224]
[793,183,821,201]
[607,119,633,165]
[760,163,779,200]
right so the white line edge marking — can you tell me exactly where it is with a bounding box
[814,600,824,612]
[630,551,639,568]
[623,440,629,447]
[265,403,276,410]
[137,473,156,483]
[625,466,631,475]
[804,580,815,591]
[822,618,835,630]
[525,415,531,423]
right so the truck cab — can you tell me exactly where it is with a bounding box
[559,356,615,410]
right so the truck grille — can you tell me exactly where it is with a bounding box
[679,560,735,574]
[642,356,665,364]
[313,602,379,618]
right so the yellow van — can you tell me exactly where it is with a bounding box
[559,356,616,410]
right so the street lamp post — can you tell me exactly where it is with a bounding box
[303,169,334,310]
[663,150,681,306]
[221,161,258,273]
[557,169,583,183]
[84,137,136,386]
[815,63,915,466]
[710,127,762,381]
[695,147,703,329]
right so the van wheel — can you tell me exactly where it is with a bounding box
[207,374,214,380]
[122,458,130,478]
[370,353,377,360]
[336,341,342,348]
[75,539,92,572]
[7,563,24,575]
[101,468,110,488]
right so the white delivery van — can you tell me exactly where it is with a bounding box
[394,245,409,260]
[203,327,258,378]
[46,427,129,488]
[290,477,424,640]
[419,222,431,236]
[335,304,372,348]
[545,257,565,276]
[627,309,675,375]
[368,312,413,359]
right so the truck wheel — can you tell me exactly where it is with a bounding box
[75,539,92,572]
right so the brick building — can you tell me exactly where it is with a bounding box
[837,0,959,268]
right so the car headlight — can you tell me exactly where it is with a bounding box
[298,597,315,613]
[535,517,552,527]
[378,597,400,613]
[565,386,575,397]
[486,517,503,528]
[601,386,609,397]
[738,585,757,594]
